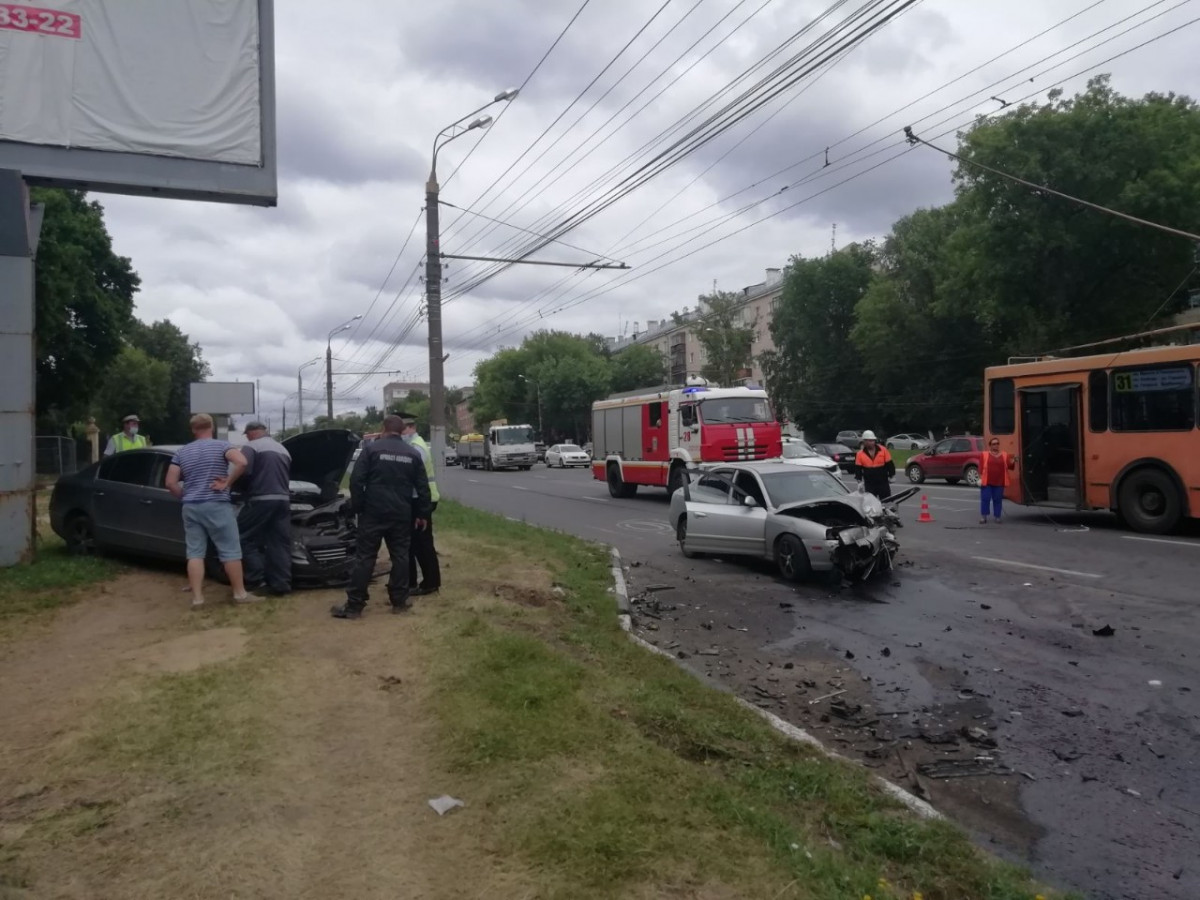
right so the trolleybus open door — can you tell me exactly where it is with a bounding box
[1018,384,1083,507]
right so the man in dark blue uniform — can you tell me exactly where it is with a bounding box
[331,415,431,620]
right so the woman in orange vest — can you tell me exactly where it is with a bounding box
[979,437,1016,524]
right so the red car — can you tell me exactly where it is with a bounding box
[904,435,986,486]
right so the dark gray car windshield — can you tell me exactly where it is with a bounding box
[699,397,773,424]
[760,469,848,507]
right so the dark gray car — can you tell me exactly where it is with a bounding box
[49,429,360,587]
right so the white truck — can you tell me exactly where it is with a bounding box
[456,422,538,471]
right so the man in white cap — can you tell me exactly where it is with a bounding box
[854,430,895,500]
[103,414,149,456]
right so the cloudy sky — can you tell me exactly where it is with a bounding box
[97,0,1199,428]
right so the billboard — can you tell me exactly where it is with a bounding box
[190,381,256,415]
[0,0,276,205]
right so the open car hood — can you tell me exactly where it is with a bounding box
[282,429,360,504]
[775,496,874,525]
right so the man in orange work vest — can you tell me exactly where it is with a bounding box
[979,436,1016,524]
[854,430,895,500]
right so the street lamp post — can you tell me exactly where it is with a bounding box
[298,357,320,433]
[427,88,519,481]
[326,316,362,421]
[519,374,542,437]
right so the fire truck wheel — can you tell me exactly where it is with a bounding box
[606,464,638,498]
[667,464,685,496]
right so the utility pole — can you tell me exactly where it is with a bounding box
[297,370,303,433]
[325,342,334,422]
[425,173,446,474]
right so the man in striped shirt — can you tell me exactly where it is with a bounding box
[165,413,251,607]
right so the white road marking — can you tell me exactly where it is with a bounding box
[468,479,480,484]
[971,556,1101,579]
[1122,535,1200,549]
[581,496,610,502]
[511,485,529,491]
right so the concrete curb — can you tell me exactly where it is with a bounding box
[609,545,942,822]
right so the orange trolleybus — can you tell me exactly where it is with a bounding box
[982,324,1200,534]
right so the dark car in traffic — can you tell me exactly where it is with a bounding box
[903,435,986,485]
[50,429,361,586]
[812,442,857,473]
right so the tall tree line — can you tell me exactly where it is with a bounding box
[764,78,1200,438]
[33,188,210,444]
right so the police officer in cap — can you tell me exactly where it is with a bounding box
[331,414,431,619]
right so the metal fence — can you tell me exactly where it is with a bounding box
[35,436,81,477]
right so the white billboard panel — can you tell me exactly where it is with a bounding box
[0,0,276,205]
[190,381,255,415]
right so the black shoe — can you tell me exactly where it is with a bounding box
[410,586,440,597]
[389,602,411,614]
[330,603,363,620]
[254,586,291,598]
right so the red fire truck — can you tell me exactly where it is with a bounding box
[591,383,783,497]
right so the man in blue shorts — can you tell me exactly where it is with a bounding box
[165,413,251,608]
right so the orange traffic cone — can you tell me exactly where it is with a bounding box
[917,495,934,523]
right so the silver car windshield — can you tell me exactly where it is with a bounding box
[560,444,583,453]
[759,469,849,507]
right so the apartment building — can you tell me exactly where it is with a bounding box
[605,267,784,386]
[382,381,430,409]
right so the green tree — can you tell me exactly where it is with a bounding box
[687,291,756,387]
[91,346,170,437]
[762,244,877,438]
[128,319,210,443]
[949,76,1200,352]
[33,188,139,431]
[851,205,990,432]
[609,343,667,393]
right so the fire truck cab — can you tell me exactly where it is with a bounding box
[591,382,782,497]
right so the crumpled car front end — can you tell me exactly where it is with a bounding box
[289,497,357,587]
[772,493,902,581]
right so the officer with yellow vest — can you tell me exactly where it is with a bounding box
[102,414,150,457]
[399,412,441,595]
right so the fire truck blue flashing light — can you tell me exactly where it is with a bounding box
[681,386,708,394]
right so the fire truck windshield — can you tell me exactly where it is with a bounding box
[493,426,533,444]
[699,397,773,425]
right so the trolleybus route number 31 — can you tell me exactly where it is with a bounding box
[1113,367,1191,393]
[0,4,81,39]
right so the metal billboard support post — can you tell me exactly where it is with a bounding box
[0,171,42,565]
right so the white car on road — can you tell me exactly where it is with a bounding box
[545,443,590,468]
[886,433,931,451]
[780,438,840,474]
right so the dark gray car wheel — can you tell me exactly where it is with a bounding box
[906,463,925,484]
[1119,467,1182,534]
[64,513,94,555]
[775,533,811,582]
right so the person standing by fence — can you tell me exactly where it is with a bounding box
[979,437,1016,524]
[103,414,149,456]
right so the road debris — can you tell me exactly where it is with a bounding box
[918,759,1014,779]
[427,795,465,816]
[808,688,847,705]
[1092,624,1115,637]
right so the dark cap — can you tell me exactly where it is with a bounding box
[243,421,268,434]
[392,410,416,422]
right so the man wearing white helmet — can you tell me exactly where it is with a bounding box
[854,430,895,500]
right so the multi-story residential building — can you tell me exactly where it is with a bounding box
[453,387,475,435]
[603,267,785,386]
[382,381,430,409]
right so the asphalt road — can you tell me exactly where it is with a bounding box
[441,461,1200,900]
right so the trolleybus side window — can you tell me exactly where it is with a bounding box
[989,378,1015,434]
[1088,370,1108,432]
[1109,364,1195,432]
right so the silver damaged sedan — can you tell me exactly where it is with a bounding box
[668,460,918,582]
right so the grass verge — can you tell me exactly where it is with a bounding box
[0,531,117,621]
[427,500,1065,900]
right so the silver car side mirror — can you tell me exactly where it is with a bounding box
[743,496,757,508]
